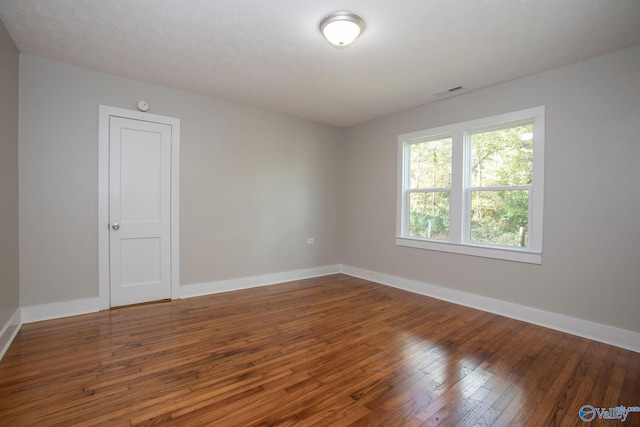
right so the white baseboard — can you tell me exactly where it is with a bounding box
[16,265,342,325]
[340,265,640,353]
[0,308,22,361]
[12,265,637,354]
[21,297,102,324]
[180,264,341,299]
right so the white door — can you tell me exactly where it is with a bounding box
[109,117,172,307]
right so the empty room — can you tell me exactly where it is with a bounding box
[1,1,639,426]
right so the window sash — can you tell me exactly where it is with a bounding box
[466,187,531,249]
[397,106,545,263]
[406,190,451,239]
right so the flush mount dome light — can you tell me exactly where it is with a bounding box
[319,12,365,47]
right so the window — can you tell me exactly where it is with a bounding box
[397,107,545,263]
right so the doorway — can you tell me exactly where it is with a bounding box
[98,105,180,308]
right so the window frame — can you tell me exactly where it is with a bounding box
[396,106,545,264]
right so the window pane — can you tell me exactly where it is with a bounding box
[470,190,528,247]
[409,136,452,189]
[409,192,450,239]
[470,123,533,187]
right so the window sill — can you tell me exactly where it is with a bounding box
[395,237,542,264]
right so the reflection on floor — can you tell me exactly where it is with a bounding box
[0,274,638,426]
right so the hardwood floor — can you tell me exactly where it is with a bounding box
[0,274,638,426]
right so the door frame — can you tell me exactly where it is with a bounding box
[98,105,181,309]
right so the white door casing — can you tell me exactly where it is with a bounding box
[98,105,180,309]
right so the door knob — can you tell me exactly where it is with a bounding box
[112,223,120,230]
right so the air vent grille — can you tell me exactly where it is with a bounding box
[434,86,464,97]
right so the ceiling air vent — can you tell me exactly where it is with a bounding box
[434,86,464,97]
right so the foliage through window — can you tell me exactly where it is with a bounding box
[397,107,545,263]
[408,135,451,239]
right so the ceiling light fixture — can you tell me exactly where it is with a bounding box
[319,12,365,47]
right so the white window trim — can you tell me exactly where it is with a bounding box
[396,106,545,264]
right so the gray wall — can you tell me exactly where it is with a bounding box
[342,44,640,333]
[16,44,640,334]
[19,55,342,306]
[0,19,20,327]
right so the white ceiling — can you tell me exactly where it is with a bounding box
[1,1,639,127]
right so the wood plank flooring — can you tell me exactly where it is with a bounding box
[0,274,638,426]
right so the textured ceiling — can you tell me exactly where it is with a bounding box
[1,0,639,127]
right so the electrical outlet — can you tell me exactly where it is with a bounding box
[307,238,315,244]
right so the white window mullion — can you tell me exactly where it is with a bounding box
[449,128,464,242]
[461,128,473,244]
